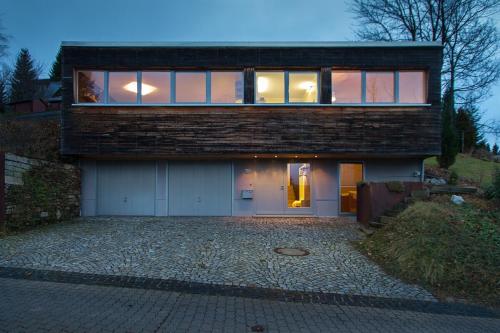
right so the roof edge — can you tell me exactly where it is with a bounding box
[61,41,442,48]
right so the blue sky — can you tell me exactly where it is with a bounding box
[2,0,499,145]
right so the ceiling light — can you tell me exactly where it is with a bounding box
[257,77,269,93]
[314,155,318,158]
[274,155,278,158]
[295,155,298,158]
[123,81,157,96]
[254,155,258,158]
[299,81,315,93]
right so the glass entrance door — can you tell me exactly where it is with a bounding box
[287,163,312,212]
[339,163,363,214]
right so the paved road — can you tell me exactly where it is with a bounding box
[0,278,498,333]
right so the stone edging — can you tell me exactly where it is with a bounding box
[0,266,497,319]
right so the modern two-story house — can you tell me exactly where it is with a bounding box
[61,42,442,217]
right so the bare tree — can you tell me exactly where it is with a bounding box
[0,17,8,60]
[350,0,500,105]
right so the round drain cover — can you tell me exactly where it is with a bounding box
[274,247,309,256]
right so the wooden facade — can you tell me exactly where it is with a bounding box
[61,42,443,158]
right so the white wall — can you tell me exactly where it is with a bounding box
[312,160,339,216]
[232,160,257,215]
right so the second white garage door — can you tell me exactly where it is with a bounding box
[168,162,232,216]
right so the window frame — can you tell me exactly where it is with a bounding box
[254,70,320,104]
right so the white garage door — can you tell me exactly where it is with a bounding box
[96,161,156,216]
[168,162,232,216]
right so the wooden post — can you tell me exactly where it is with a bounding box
[0,152,5,233]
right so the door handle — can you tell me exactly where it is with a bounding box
[280,186,284,190]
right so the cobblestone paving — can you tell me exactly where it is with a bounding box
[1,278,498,333]
[0,217,434,300]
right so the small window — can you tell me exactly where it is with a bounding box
[289,72,318,103]
[108,72,138,103]
[141,72,171,103]
[175,72,206,103]
[211,71,243,103]
[332,71,362,103]
[399,71,426,103]
[340,163,363,213]
[256,72,285,103]
[77,71,105,103]
[366,72,394,103]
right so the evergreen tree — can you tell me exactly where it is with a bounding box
[456,105,482,153]
[0,78,6,113]
[437,88,459,169]
[9,48,38,103]
[49,47,61,81]
[493,143,499,155]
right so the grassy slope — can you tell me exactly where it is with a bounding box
[425,154,497,186]
[358,200,500,305]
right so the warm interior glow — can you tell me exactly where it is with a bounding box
[123,81,157,96]
[299,81,315,93]
[257,77,269,93]
[340,163,363,213]
[288,163,311,208]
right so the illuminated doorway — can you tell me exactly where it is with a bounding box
[340,163,363,214]
[287,163,311,209]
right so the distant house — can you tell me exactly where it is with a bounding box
[61,41,443,217]
[7,80,62,114]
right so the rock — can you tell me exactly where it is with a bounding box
[427,177,447,185]
[451,195,465,205]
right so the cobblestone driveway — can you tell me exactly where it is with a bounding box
[0,217,433,300]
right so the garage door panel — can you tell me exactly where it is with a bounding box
[168,162,231,216]
[97,161,156,216]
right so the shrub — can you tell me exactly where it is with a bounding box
[449,170,458,185]
[359,201,500,304]
[485,167,500,200]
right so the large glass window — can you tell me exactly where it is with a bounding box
[256,72,285,103]
[289,72,318,103]
[366,72,394,103]
[399,71,426,103]
[288,163,311,208]
[175,72,206,103]
[340,163,363,213]
[332,71,362,103]
[211,71,243,103]
[141,72,171,103]
[77,71,105,103]
[108,72,138,103]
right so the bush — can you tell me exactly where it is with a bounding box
[485,167,500,200]
[359,201,500,305]
[449,170,458,185]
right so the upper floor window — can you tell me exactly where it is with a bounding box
[175,72,207,103]
[108,72,138,103]
[77,71,105,103]
[332,70,427,104]
[332,71,362,103]
[255,71,318,104]
[366,72,394,103]
[142,71,171,103]
[399,71,427,103]
[211,71,244,104]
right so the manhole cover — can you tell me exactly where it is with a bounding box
[274,247,309,256]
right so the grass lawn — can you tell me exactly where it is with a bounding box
[425,154,498,187]
[357,199,500,305]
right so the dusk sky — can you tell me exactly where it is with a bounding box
[2,0,499,144]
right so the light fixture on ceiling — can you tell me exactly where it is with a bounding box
[299,81,315,93]
[314,155,318,158]
[123,81,157,96]
[257,77,269,93]
[254,155,258,158]
[274,155,278,158]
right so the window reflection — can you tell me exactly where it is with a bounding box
[77,71,105,103]
[288,163,311,208]
[332,71,362,103]
[366,72,394,103]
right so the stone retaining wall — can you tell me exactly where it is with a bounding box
[0,152,80,232]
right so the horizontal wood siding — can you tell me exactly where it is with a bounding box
[62,106,440,157]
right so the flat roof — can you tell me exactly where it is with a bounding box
[61,41,442,48]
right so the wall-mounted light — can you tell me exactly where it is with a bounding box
[123,81,157,96]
